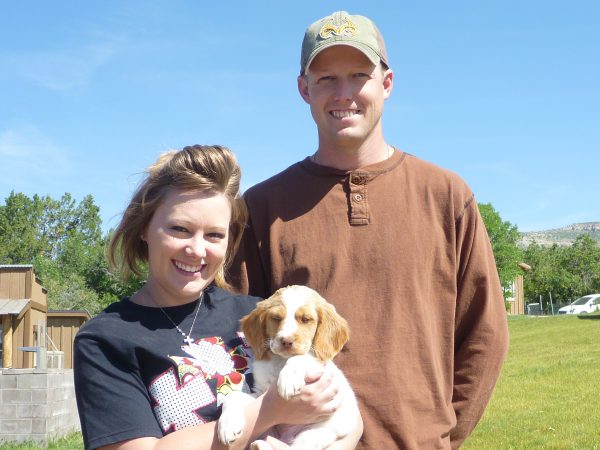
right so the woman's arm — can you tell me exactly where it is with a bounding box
[99,391,268,450]
[99,368,341,450]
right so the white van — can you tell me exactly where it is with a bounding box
[558,294,600,314]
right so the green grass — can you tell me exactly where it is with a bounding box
[463,315,600,449]
[0,432,83,449]
[3,316,599,449]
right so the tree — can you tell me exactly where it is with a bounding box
[565,235,600,294]
[478,203,523,298]
[0,191,102,263]
[523,243,578,305]
[523,236,600,306]
[0,192,44,263]
[1,191,140,315]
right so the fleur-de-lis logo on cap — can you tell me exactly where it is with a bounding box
[319,17,357,39]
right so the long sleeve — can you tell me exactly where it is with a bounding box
[450,197,509,448]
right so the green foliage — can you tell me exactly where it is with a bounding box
[566,235,600,294]
[0,191,101,263]
[523,235,600,305]
[0,192,45,262]
[0,192,141,316]
[478,203,523,298]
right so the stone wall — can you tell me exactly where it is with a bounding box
[0,368,80,444]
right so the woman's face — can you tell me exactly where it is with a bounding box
[142,188,231,306]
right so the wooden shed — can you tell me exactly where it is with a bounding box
[0,265,90,369]
[0,265,49,368]
[47,310,90,369]
[507,274,525,315]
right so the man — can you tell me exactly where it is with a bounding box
[230,11,509,449]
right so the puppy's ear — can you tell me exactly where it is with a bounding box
[313,299,350,362]
[241,301,270,360]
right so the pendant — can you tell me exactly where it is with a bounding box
[183,336,194,345]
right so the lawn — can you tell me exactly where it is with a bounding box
[0,432,82,449]
[463,314,600,449]
[2,315,599,449]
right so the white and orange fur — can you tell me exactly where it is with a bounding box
[217,285,359,450]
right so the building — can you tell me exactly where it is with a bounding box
[0,265,88,444]
[0,265,89,369]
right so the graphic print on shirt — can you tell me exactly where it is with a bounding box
[148,333,253,433]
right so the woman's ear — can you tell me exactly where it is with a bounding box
[313,300,350,362]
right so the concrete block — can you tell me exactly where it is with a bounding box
[16,404,32,418]
[52,387,65,402]
[30,404,49,419]
[31,388,48,403]
[0,419,32,434]
[31,418,47,434]
[2,389,32,404]
[17,373,48,389]
[61,386,74,401]
[63,372,75,386]
[0,405,16,420]
[52,402,68,417]
[0,374,17,389]
[48,373,63,389]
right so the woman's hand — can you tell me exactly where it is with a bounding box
[262,364,342,426]
[251,436,291,449]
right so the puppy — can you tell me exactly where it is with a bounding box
[217,285,359,449]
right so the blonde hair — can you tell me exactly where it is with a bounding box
[108,145,247,289]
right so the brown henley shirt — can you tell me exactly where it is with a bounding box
[229,150,509,449]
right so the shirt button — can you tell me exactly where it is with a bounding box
[353,194,363,202]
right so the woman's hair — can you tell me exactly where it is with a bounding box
[108,144,247,289]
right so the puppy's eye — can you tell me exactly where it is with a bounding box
[301,316,313,324]
[270,315,283,323]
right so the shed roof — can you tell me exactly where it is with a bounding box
[0,264,34,269]
[0,298,31,315]
[48,310,91,320]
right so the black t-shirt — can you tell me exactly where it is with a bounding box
[74,285,260,450]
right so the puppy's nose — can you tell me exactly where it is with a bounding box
[278,336,294,349]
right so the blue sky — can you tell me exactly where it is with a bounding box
[1,1,598,233]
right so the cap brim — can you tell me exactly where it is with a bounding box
[303,41,381,74]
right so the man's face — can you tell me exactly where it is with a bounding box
[298,45,393,149]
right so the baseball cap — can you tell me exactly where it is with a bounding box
[300,11,388,75]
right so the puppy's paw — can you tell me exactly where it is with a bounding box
[217,411,246,445]
[277,364,306,400]
[250,440,274,450]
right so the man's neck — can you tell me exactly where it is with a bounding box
[313,135,391,171]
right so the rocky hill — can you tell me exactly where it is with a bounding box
[519,222,600,247]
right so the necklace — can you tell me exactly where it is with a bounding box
[155,292,204,345]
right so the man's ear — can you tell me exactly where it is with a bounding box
[382,68,394,100]
[297,75,310,104]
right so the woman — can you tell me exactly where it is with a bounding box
[74,145,362,450]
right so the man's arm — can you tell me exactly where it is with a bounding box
[450,198,509,448]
